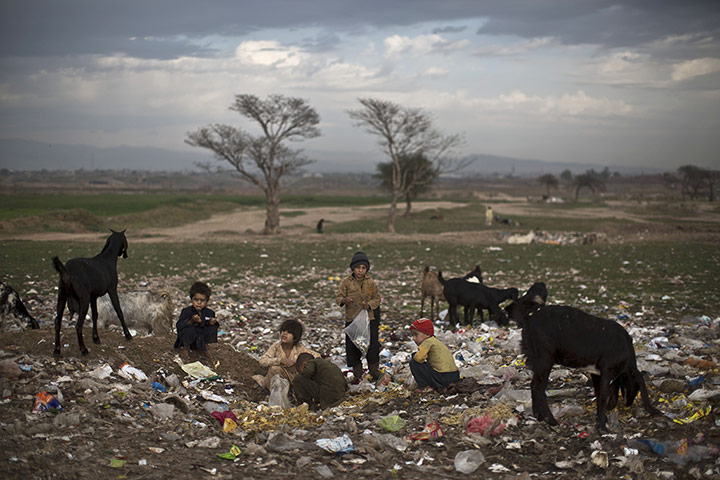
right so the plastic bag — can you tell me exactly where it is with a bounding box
[343,309,370,355]
[454,449,485,474]
[32,391,62,413]
[117,362,148,382]
[268,374,291,409]
[378,414,406,432]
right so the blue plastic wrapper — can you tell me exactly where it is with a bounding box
[151,382,167,393]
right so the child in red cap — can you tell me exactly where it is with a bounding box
[409,318,460,392]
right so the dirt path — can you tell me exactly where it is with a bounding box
[5,201,469,243]
[5,198,719,244]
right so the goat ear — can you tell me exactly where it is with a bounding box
[121,228,127,234]
[532,295,545,305]
[109,228,117,234]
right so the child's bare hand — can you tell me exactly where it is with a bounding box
[192,314,201,324]
[208,317,217,325]
[343,297,353,305]
[281,358,295,367]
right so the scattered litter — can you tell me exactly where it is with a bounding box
[117,362,148,382]
[316,433,355,454]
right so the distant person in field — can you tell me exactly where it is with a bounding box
[293,352,348,410]
[316,218,324,234]
[336,251,383,382]
[485,205,493,226]
[174,282,218,362]
[252,319,319,390]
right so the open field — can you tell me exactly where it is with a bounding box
[1,183,719,479]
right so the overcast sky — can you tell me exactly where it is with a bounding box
[1,0,719,171]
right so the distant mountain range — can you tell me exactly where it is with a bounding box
[0,138,666,177]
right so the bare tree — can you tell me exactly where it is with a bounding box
[186,94,320,234]
[677,164,707,200]
[573,171,607,201]
[537,173,559,195]
[375,152,437,217]
[348,98,466,233]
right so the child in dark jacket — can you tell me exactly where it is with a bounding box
[174,282,218,361]
[293,353,348,410]
[409,318,460,391]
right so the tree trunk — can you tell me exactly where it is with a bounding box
[574,185,581,201]
[386,195,399,233]
[264,188,281,235]
[403,193,412,217]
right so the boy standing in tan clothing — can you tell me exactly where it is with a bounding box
[336,251,382,382]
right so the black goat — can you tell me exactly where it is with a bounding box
[506,296,661,431]
[438,270,516,327]
[52,229,133,357]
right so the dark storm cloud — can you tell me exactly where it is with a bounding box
[476,1,720,49]
[4,0,718,60]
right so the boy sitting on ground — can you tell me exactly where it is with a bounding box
[292,353,348,410]
[253,319,319,390]
[173,282,219,362]
[409,318,460,392]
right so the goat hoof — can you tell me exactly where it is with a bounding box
[53,350,61,359]
[81,348,89,356]
[93,338,101,345]
[125,333,133,340]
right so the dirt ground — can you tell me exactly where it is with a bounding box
[1,199,719,479]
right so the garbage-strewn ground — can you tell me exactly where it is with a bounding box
[1,200,719,479]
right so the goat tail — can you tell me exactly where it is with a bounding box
[52,256,72,290]
[438,271,446,285]
[52,256,67,275]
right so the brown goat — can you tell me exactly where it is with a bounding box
[420,266,445,321]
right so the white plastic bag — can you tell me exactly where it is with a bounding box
[117,362,148,382]
[268,374,291,409]
[344,309,370,355]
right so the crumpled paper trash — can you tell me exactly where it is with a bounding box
[316,433,355,454]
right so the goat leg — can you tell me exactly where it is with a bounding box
[108,291,133,341]
[90,298,101,344]
[530,369,557,425]
[53,295,66,358]
[594,374,612,432]
[420,294,426,317]
[75,303,90,356]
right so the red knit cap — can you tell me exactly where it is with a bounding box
[410,318,434,336]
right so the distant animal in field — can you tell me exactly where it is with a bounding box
[97,290,174,336]
[0,281,40,331]
[506,291,661,431]
[420,266,445,321]
[52,229,132,357]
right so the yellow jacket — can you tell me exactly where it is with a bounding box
[413,336,458,373]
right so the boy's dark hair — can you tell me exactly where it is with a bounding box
[279,319,303,345]
[189,282,212,300]
[295,352,314,369]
